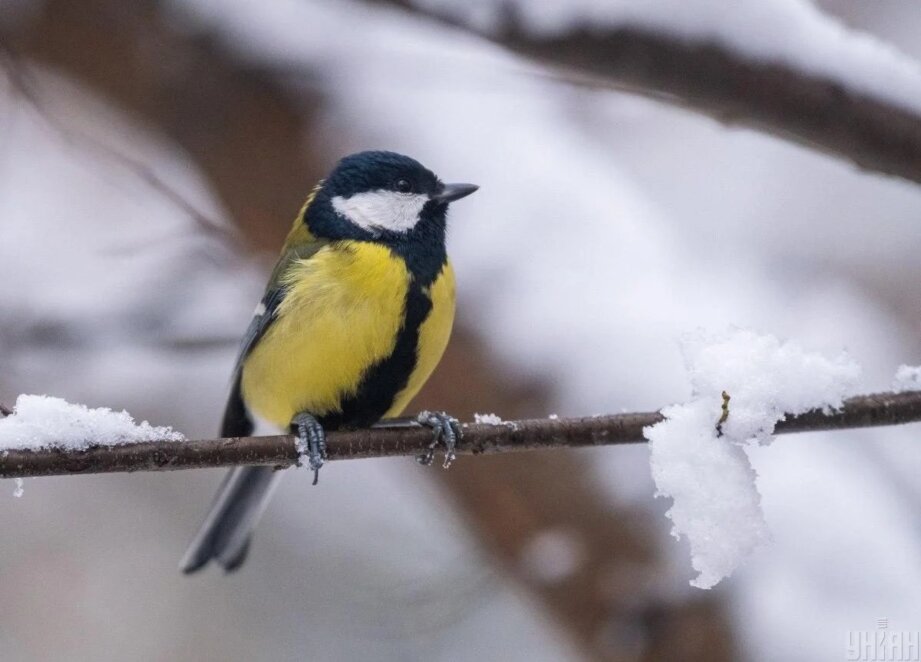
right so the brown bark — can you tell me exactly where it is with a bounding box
[3,390,919,479]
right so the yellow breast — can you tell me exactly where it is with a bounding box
[240,241,455,428]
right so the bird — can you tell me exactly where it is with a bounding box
[180,151,477,574]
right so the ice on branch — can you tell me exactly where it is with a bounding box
[0,395,184,452]
[474,413,504,425]
[893,365,921,393]
[644,329,860,589]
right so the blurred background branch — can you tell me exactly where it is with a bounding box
[1,0,327,252]
[1,46,241,251]
[370,0,921,185]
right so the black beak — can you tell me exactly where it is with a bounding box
[432,182,479,203]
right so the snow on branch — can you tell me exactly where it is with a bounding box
[370,0,921,185]
[1,390,920,480]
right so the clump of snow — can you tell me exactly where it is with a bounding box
[294,435,308,467]
[644,329,860,589]
[893,365,921,392]
[12,478,23,498]
[0,395,184,452]
[474,413,504,425]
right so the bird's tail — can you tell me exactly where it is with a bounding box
[179,466,282,574]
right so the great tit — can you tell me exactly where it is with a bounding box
[180,151,477,573]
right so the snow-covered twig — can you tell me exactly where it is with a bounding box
[369,0,921,186]
[2,390,920,479]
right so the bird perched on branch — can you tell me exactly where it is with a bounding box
[181,151,477,573]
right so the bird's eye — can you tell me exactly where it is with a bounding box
[395,179,412,193]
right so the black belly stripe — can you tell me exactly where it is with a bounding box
[317,282,432,430]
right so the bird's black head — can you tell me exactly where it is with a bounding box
[303,152,477,275]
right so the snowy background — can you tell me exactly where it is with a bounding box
[2,0,921,660]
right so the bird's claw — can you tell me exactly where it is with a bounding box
[415,411,462,469]
[292,413,327,485]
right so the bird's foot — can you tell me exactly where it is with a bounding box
[415,411,462,469]
[292,413,326,485]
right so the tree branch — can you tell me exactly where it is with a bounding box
[368,0,921,186]
[3,390,920,479]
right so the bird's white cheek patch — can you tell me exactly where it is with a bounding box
[332,190,429,234]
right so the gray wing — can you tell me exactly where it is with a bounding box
[225,237,330,411]
[220,238,329,435]
[233,286,287,380]
[220,286,287,437]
